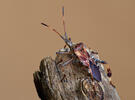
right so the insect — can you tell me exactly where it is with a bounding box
[41,6,115,90]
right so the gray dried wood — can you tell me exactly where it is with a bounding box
[33,54,120,100]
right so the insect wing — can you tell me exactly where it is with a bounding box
[74,51,89,66]
[89,61,102,82]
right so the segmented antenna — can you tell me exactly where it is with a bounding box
[41,7,73,48]
[62,6,66,33]
[41,23,65,40]
[41,23,48,27]
[62,6,68,40]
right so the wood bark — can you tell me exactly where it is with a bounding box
[33,54,120,100]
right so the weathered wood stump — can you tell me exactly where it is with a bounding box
[33,54,120,100]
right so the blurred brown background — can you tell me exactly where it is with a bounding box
[0,0,134,100]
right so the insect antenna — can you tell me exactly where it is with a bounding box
[62,6,68,40]
[41,7,73,49]
[41,23,65,40]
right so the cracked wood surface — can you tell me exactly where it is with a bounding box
[33,55,120,100]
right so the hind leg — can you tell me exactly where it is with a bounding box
[96,60,116,88]
[106,66,116,88]
[102,63,116,88]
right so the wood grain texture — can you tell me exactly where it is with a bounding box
[33,54,120,100]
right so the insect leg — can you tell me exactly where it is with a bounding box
[61,74,66,82]
[57,58,73,67]
[56,51,72,55]
[60,58,73,67]
[103,63,116,88]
